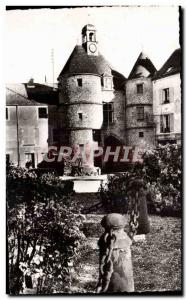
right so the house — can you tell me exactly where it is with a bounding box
[152,48,181,145]
[6,84,48,167]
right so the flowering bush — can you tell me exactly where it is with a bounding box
[7,166,85,294]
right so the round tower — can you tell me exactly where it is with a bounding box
[58,24,104,167]
[125,52,157,149]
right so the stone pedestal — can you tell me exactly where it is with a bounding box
[97,213,134,293]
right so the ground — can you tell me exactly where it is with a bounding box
[71,215,181,294]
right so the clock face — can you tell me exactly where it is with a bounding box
[89,43,97,53]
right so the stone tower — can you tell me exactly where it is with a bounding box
[58,24,105,168]
[125,52,157,149]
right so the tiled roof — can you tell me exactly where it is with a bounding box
[25,83,59,105]
[6,84,46,106]
[154,48,181,79]
[112,70,126,90]
[128,52,157,79]
[58,45,112,78]
[6,83,58,106]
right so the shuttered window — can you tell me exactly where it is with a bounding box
[159,87,174,104]
[160,114,174,133]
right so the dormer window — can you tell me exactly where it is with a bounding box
[101,73,113,90]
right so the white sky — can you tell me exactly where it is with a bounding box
[5,6,180,83]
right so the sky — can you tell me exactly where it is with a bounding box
[5,6,180,84]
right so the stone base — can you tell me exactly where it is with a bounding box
[60,175,108,193]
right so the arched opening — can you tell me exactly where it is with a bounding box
[89,32,94,41]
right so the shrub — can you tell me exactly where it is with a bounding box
[99,144,181,217]
[7,166,85,294]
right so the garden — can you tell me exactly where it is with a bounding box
[6,144,182,294]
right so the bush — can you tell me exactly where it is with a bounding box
[7,166,85,294]
[99,144,181,217]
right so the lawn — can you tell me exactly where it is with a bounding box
[71,215,182,294]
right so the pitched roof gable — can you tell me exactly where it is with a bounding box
[128,52,157,79]
[154,48,181,79]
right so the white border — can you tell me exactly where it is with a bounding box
[0,1,186,299]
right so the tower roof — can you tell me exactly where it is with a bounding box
[81,24,96,33]
[154,48,181,79]
[128,52,157,79]
[58,45,112,78]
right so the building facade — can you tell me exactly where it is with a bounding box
[6,25,181,171]
[125,52,157,149]
[6,84,48,167]
[152,49,181,145]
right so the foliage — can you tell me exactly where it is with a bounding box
[7,166,85,294]
[99,144,181,216]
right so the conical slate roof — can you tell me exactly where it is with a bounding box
[154,48,181,79]
[58,45,112,78]
[128,52,157,79]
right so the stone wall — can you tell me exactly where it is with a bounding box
[59,74,102,104]
[102,90,126,143]
[125,77,155,148]
[126,127,156,149]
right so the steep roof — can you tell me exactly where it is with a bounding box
[6,83,58,106]
[128,52,157,79]
[25,83,59,105]
[58,45,112,78]
[154,48,181,79]
[112,70,126,90]
[6,84,46,106]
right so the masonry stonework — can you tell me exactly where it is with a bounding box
[125,78,155,148]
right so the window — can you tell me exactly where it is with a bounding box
[160,115,172,133]
[137,84,143,94]
[101,75,112,90]
[89,32,94,41]
[6,154,10,165]
[6,108,8,120]
[139,132,144,138]
[103,102,114,126]
[25,153,35,168]
[137,106,144,121]
[38,107,48,118]
[78,112,83,121]
[163,88,170,104]
[77,78,82,87]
